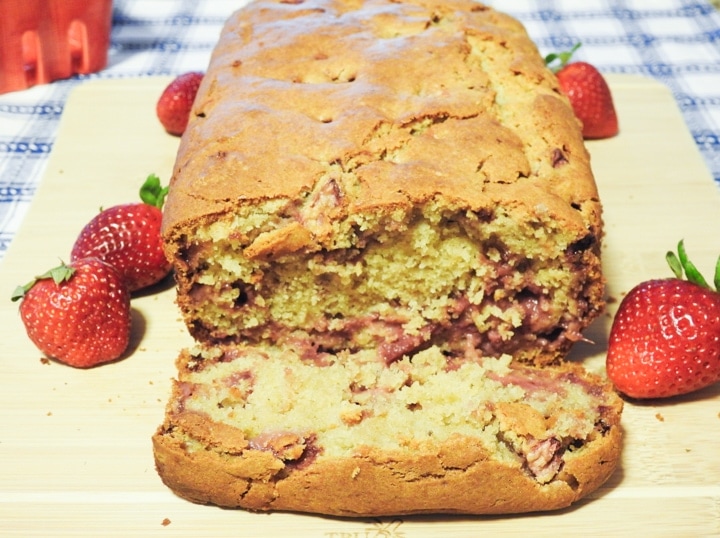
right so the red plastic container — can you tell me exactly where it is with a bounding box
[0,0,112,94]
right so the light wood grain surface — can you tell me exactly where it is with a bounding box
[1,75,719,537]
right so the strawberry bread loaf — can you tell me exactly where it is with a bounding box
[153,0,623,516]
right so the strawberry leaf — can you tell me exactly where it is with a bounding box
[666,249,683,279]
[139,174,169,209]
[544,42,581,73]
[10,285,28,302]
[45,263,75,285]
[10,261,75,302]
[666,240,716,290]
[676,239,710,289]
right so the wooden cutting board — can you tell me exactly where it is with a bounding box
[1,75,719,537]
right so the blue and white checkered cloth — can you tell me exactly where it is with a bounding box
[2,0,720,264]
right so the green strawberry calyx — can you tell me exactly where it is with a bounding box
[544,42,581,74]
[139,173,169,209]
[666,239,720,292]
[11,261,75,302]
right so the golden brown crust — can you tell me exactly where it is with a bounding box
[161,0,600,246]
[153,394,622,516]
[154,434,623,516]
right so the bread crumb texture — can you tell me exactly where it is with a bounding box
[153,343,622,514]
[174,345,610,460]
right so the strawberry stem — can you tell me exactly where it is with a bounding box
[11,261,75,302]
[544,42,581,73]
[139,174,169,209]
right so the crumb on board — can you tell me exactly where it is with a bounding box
[40,357,50,365]
[655,413,664,422]
[161,518,171,526]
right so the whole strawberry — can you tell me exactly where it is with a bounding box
[156,71,204,135]
[70,174,171,293]
[11,259,131,368]
[606,241,720,399]
[546,44,619,139]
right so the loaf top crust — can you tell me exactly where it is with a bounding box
[162,0,600,244]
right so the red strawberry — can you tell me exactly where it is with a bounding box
[11,259,132,368]
[70,174,171,292]
[156,71,204,136]
[606,241,720,399]
[546,44,619,139]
